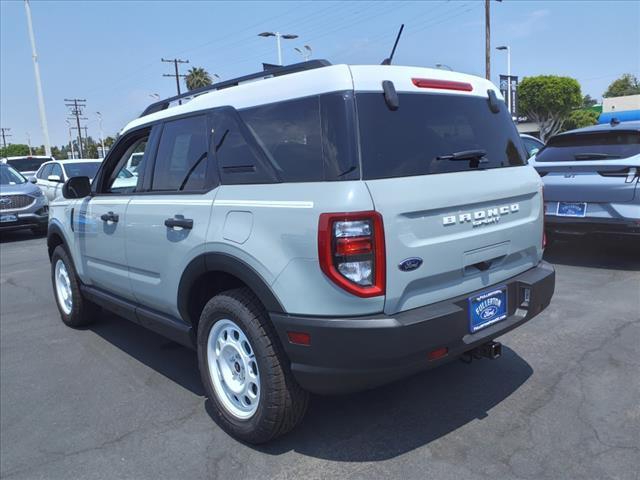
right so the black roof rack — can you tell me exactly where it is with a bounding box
[140,59,332,118]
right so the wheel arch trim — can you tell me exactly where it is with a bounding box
[177,252,285,326]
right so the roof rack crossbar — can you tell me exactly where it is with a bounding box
[140,59,332,118]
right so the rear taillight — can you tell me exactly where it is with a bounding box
[411,78,473,92]
[318,211,385,297]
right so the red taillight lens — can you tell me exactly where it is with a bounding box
[411,78,473,92]
[335,236,373,256]
[318,211,385,297]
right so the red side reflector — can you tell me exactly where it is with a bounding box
[335,236,373,256]
[427,347,448,361]
[287,331,311,346]
[411,78,473,92]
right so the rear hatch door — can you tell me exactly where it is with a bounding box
[532,129,640,203]
[354,79,543,315]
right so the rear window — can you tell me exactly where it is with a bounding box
[535,131,640,162]
[356,92,526,180]
[7,157,49,172]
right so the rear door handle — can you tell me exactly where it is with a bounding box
[165,216,193,230]
[100,211,119,223]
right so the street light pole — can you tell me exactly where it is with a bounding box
[294,45,312,61]
[96,112,106,158]
[24,0,51,157]
[65,120,75,159]
[258,32,299,66]
[496,45,511,113]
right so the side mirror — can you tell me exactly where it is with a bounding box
[28,176,37,184]
[48,174,62,183]
[62,176,91,199]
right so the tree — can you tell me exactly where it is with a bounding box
[582,94,598,108]
[0,144,30,157]
[519,75,582,142]
[603,74,640,98]
[185,67,213,91]
[563,110,599,132]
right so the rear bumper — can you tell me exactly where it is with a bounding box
[0,210,48,232]
[545,215,640,236]
[271,261,555,395]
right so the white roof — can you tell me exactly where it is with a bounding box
[122,64,501,135]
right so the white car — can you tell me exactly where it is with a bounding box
[33,159,102,201]
[2,155,53,178]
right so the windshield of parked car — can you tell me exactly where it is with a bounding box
[6,157,49,172]
[0,164,27,185]
[535,130,640,162]
[63,162,101,179]
[356,92,527,179]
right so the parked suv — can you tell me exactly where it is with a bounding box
[0,163,48,234]
[530,121,640,239]
[47,61,555,443]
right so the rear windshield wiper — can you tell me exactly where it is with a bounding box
[574,153,621,160]
[436,149,488,162]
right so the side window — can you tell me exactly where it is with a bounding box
[523,137,543,157]
[50,163,63,179]
[37,164,51,179]
[151,115,209,192]
[239,96,323,182]
[103,134,149,194]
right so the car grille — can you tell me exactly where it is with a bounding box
[0,194,36,211]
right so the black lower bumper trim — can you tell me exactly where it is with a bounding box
[270,261,555,395]
[546,215,640,236]
[0,213,48,232]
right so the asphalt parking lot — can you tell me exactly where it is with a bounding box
[1,232,638,480]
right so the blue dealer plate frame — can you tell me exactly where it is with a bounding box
[468,286,508,333]
[556,202,587,217]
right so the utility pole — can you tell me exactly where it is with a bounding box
[485,0,502,81]
[0,127,11,149]
[64,98,87,158]
[485,0,490,80]
[162,58,189,104]
[24,0,51,156]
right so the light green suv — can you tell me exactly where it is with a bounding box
[47,60,555,443]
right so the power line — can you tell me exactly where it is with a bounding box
[64,98,87,158]
[0,128,11,149]
[162,58,189,104]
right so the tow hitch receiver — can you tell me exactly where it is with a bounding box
[461,341,503,363]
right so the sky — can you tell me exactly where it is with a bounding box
[1,0,639,148]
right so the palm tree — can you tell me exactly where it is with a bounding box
[185,67,213,91]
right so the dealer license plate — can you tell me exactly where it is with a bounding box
[469,287,508,333]
[557,202,587,217]
[0,214,18,223]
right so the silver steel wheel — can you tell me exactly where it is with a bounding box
[207,318,260,420]
[54,259,73,315]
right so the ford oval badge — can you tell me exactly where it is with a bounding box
[398,257,423,272]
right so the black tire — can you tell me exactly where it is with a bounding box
[197,287,309,444]
[50,246,100,328]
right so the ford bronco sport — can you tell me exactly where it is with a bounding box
[47,61,555,443]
